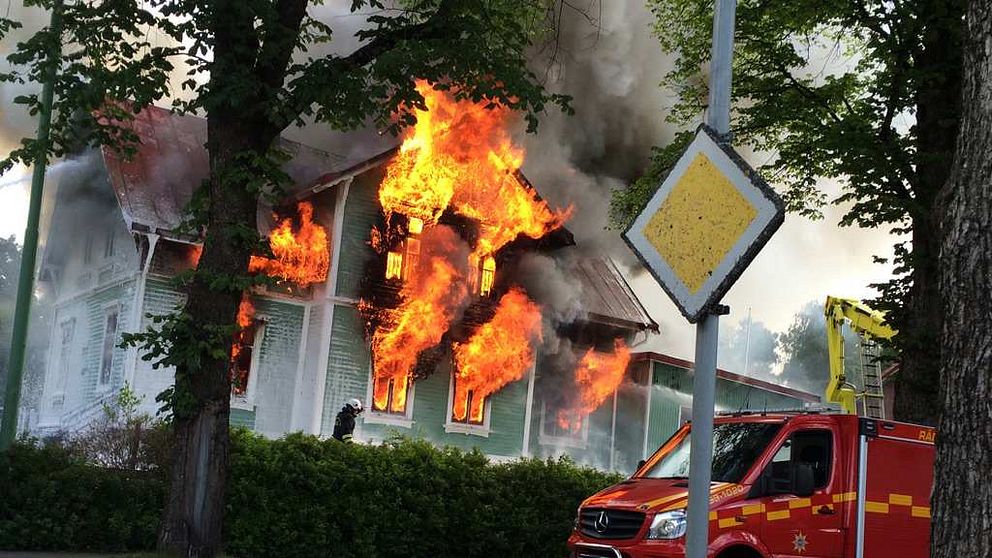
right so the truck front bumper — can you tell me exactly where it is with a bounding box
[568,532,686,558]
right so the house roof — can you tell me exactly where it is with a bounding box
[631,351,821,403]
[571,258,658,332]
[100,105,347,237]
[96,106,657,332]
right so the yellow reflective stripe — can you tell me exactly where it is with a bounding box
[789,498,812,509]
[644,491,689,510]
[709,511,718,521]
[742,504,765,516]
[889,494,913,506]
[911,506,931,518]
[833,492,857,503]
[766,510,790,521]
[865,501,889,514]
[719,517,743,528]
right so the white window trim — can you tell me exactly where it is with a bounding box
[538,400,589,449]
[364,368,416,428]
[96,304,121,391]
[231,317,266,411]
[444,371,492,438]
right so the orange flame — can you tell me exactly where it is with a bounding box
[368,82,571,414]
[371,238,469,413]
[249,201,329,288]
[451,288,543,423]
[378,82,569,258]
[230,297,256,396]
[558,339,632,432]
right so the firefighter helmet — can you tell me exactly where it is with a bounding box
[346,398,364,414]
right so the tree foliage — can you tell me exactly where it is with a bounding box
[611,0,963,424]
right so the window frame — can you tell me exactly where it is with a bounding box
[762,428,835,492]
[97,305,120,390]
[230,317,265,411]
[538,399,589,449]
[365,369,416,428]
[444,369,495,437]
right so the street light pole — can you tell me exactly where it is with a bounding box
[1,0,64,451]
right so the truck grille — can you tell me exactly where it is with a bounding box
[578,508,645,540]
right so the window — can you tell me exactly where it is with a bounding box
[765,429,833,490]
[99,310,119,386]
[371,374,412,415]
[538,400,588,448]
[445,372,494,435]
[384,233,421,281]
[478,256,496,297]
[104,230,115,258]
[638,422,783,483]
[83,235,94,265]
[230,320,263,407]
[56,318,76,396]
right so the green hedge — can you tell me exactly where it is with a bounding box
[1,432,621,556]
[0,443,166,552]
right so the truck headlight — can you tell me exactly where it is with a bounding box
[646,509,687,540]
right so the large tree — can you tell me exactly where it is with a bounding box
[931,0,992,553]
[0,1,572,555]
[612,0,964,425]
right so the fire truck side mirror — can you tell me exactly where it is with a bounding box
[792,462,815,497]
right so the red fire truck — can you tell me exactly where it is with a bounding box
[568,412,935,558]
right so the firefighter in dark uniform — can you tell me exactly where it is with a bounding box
[332,398,363,442]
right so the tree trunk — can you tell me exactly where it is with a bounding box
[931,0,992,554]
[157,118,274,556]
[894,0,964,426]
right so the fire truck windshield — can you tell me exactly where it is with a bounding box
[639,422,783,484]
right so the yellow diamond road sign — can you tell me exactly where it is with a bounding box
[624,125,784,323]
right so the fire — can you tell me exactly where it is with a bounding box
[249,201,329,288]
[371,233,469,413]
[378,82,568,258]
[230,297,256,396]
[368,82,571,414]
[451,288,543,423]
[558,339,632,432]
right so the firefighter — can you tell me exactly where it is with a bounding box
[332,398,363,442]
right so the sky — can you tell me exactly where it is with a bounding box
[0,0,900,373]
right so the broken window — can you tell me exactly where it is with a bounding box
[479,256,496,297]
[230,321,261,399]
[99,310,118,386]
[540,400,586,442]
[372,374,411,415]
[450,373,488,426]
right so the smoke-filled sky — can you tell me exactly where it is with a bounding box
[0,1,898,375]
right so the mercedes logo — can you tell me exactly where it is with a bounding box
[594,511,610,534]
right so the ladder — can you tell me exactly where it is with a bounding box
[857,337,886,419]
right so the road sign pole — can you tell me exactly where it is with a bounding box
[684,0,736,557]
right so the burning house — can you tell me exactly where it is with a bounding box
[30,88,817,472]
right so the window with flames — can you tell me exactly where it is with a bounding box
[372,374,411,416]
[230,315,261,400]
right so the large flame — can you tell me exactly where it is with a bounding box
[378,82,568,258]
[369,82,570,414]
[371,233,469,413]
[249,201,329,288]
[451,288,543,423]
[558,339,632,432]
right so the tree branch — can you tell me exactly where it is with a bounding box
[254,0,309,92]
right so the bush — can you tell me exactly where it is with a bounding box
[1,432,621,556]
[0,443,166,552]
[225,432,621,558]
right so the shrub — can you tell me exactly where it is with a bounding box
[1,431,621,556]
[224,432,621,558]
[0,443,165,552]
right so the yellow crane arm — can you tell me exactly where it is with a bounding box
[824,296,897,414]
